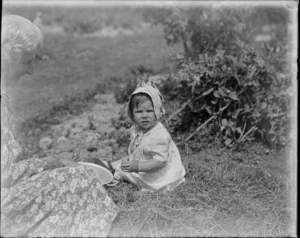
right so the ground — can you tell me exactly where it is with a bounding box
[4,6,296,237]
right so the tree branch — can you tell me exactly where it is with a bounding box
[185,101,231,141]
[167,102,188,121]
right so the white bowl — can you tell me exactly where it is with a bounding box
[77,162,113,184]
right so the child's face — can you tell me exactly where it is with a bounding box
[132,99,157,132]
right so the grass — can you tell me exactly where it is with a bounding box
[4,5,295,237]
[6,19,179,123]
[107,152,292,237]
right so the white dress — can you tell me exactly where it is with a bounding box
[115,122,186,191]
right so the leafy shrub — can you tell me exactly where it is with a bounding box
[111,111,131,148]
[142,6,289,62]
[141,6,292,148]
[167,40,292,147]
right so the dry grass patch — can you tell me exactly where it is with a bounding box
[107,153,292,237]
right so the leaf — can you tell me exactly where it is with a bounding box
[216,49,225,57]
[208,72,216,78]
[191,80,196,94]
[257,58,265,68]
[253,80,259,87]
[202,88,214,96]
[260,102,267,110]
[236,127,242,135]
[225,138,232,146]
[221,119,228,126]
[253,111,261,117]
[213,90,220,98]
[244,104,250,112]
[205,106,212,115]
[232,108,242,119]
[228,91,239,101]
[220,125,225,132]
[193,74,200,82]
[218,87,227,97]
[228,55,237,63]
[248,67,257,79]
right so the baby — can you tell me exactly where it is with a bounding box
[96,81,186,191]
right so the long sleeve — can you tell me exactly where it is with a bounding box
[143,137,170,162]
[1,97,53,188]
[1,97,23,188]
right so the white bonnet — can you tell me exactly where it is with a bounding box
[127,80,165,120]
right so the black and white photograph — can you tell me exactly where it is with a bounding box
[1,0,297,237]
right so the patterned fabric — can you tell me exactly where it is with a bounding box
[114,122,186,191]
[1,93,119,237]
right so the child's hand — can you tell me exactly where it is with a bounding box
[120,160,139,172]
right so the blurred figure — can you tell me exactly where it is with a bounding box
[1,14,118,237]
[33,11,43,28]
[33,11,49,60]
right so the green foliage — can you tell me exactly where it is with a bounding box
[111,108,131,149]
[113,65,155,103]
[142,6,290,61]
[143,7,249,60]
[167,40,292,147]
[142,6,292,148]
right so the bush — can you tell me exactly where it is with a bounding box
[142,6,290,61]
[141,6,293,148]
[166,40,292,148]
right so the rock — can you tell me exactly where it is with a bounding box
[94,94,102,100]
[35,128,41,134]
[78,149,90,161]
[85,132,100,145]
[206,154,212,159]
[90,114,107,124]
[57,136,68,143]
[69,127,83,138]
[256,155,262,161]
[56,137,74,153]
[28,130,34,136]
[39,136,53,150]
[62,124,71,137]
[56,152,73,160]
[96,124,114,136]
[101,139,117,146]
[96,146,112,159]
[78,115,91,131]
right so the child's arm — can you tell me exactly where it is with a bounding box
[121,159,165,173]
